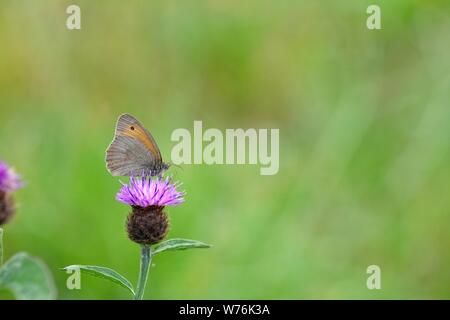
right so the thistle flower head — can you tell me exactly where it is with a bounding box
[0,161,22,193]
[117,175,185,245]
[116,176,185,208]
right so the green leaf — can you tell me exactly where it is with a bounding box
[63,265,135,295]
[0,228,3,266]
[0,252,56,300]
[152,238,211,256]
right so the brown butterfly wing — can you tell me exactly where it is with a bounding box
[106,114,163,176]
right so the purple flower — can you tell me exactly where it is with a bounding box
[117,176,185,208]
[0,161,22,193]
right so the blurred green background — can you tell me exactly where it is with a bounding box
[1,0,450,299]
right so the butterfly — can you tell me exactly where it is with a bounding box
[106,114,169,177]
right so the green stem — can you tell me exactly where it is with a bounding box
[0,228,3,265]
[134,244,152,300]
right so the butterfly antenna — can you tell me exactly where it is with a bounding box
[168,162,183,172]
[166,162,183,180]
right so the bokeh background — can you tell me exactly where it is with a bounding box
[1,0,450,299]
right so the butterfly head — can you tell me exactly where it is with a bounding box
[162,162,170,172]
[149,162,170,177]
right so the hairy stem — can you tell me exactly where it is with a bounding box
[134,244,152,300]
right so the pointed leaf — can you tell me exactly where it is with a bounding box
[152,238,211,256]
[0,252,56,300]
[63,265,134,295]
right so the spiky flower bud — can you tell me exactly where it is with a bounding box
[127,206,169,245]
[117,176,184,245]
[0,191,15,226]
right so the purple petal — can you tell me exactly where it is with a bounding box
[116,175,185,208]
[0,161,23,192]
